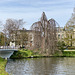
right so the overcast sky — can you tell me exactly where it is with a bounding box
[0,0,75,30]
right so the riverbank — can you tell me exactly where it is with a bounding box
[62,50,75,57]
[6,57,75,75]
[10,49,42,59]
[0,57,8,75]
[54,50,75,57]
[10,49,75,59]
[0,50,74,75]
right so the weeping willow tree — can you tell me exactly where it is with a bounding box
[31,12,60,55]
[64,8,75,47]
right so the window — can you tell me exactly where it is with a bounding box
[58,34,60,39]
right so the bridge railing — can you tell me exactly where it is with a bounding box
[0,46,19,49]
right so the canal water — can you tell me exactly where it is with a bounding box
[6,57,75,75]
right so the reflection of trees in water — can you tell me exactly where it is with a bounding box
[6,58,60,75]
[6,59,27,75]
[30,58,59,75]
[30,58,75,75]
[6,58,75,75]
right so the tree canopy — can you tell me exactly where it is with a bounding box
[3,19,25,38]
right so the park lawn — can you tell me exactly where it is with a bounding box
[0,57,8,75]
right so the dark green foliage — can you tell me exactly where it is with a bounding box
[11,49,42,58]
[53,51,60,56]
[0,32,9,46]
[57,41,66,52]
[63,51,75,56]
[68,46,75,50]
[0,32,4,46]
[53,50,75,57]
[54,50,75,57]
[11,49,33,58]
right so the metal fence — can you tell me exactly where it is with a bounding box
[0,46,19,49]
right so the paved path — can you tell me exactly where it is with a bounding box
[64,50,75,51]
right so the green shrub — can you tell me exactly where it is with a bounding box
[57,41,66,52]
[53,50,62,56]
[63,51,75,56]
[11,49,33,58]
[68,46,75,50]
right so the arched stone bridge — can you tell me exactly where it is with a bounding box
[0,49,18,58]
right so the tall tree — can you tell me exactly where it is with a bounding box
[3,19,25,46]
[31,12,59,55]
[0,32,5,46]
[64,8,75,46]
[3,19,25,38]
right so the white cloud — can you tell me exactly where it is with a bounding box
[0,0,74,30]
[38,0,74,5]
[0,0,74,6]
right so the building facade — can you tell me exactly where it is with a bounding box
[10,8,75,50]
[10,29,34,48]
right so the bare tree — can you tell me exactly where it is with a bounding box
[3,19,25,38]
[31,12,60,55]
[3,19,25,46]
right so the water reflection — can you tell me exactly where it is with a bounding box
[6,57,75,75]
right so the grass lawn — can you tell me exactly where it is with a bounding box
[0,57,8,75]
